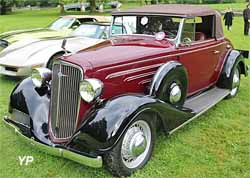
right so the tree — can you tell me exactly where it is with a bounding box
[89,0,95,12]
[59,0,65,14]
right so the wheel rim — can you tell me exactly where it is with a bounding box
[230,67,240,96]
[121,120,151,169]
[169,82,182,104]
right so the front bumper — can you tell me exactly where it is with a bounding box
[3,117,103,168]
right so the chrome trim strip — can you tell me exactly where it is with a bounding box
[124,71,156,82]
[105,63,163,80]
[3,117,102,168]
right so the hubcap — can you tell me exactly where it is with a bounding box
[230,68,240,96]
[121,120,151,169]
[169,82,182,104]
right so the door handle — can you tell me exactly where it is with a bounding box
[213,50,220,54]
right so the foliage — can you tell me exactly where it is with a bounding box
[176,0,201,4]
[202,0,236,3]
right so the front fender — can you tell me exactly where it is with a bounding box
[9,78,51,144]
[68,94,194,153]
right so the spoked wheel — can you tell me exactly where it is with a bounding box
[227,65,241,99]
[104,114,156,177]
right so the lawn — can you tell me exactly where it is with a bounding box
[0,5,250,178]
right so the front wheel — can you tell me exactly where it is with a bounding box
[226,65,241,99]
[104,114,156,177]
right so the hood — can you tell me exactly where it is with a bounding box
[0,36,103,67]
[0,28,70,44]
[63,35,175,71]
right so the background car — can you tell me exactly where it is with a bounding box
[64,1,122,11]
[0,15,109,51]
[0,22,124,76]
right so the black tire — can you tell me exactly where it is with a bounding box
[157,66,188,108]
[47,53,64,70]
[103,112,156,177]
[226,64,241,99]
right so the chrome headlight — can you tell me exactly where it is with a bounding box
[31,68,52,87]
[80,79,104,103]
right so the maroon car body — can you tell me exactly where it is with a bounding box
[4,4,249,177]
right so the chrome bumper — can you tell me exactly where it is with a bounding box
[3,117,103,168]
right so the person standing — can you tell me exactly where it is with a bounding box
[243,4,250,36]
[224,8,234,31]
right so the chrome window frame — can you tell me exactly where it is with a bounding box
[110,15,185,45]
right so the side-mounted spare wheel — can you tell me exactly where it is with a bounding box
[150,61,188,108]
[103,112,156,177]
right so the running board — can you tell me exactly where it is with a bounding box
[169,87,230,134]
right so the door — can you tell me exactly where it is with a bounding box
[178,16,222,95]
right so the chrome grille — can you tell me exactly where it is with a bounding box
[50,62,82,139]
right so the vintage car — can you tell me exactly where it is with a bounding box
[0,15,109,50]
[3,5,249,177]
[0,22,121,76]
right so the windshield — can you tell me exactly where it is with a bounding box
[70,24,109,39]
[112,15,182,40]
[49,18,75,30]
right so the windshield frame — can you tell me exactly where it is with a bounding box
[110,15,185,44]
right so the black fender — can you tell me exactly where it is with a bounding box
[68,94,195,153]
[149,61,188,97]
[9,78,51,145]
[217,50,248,89]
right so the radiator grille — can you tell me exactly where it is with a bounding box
[50,62,82,139]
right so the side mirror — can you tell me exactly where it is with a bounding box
[101,33,108,39]
[182,37,192,46]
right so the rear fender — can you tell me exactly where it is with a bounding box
[217,50,248,89]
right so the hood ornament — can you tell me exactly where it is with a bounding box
[61,39,68,54]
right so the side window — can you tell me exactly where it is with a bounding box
[181,18,195,44]
[181,16,215,45]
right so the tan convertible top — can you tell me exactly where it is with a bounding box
[113,4,224,39]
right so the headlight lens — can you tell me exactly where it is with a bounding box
[80,79,103,103]
[31,68,52,87]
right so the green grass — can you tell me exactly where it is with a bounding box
[0,5,250,178]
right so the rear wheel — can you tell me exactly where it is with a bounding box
[226,64,241,99]
[104,113,156,177]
